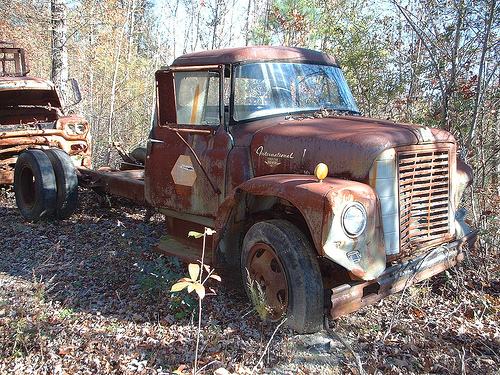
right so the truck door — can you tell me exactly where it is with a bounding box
[144,66,232,225]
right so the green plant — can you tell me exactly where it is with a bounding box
[170,228,220,375]
[136,257,183,296]
[107,322,123,332]
[135,256,200,319]
[245,270,271,322]
[169,291,198,319]
[58,308,74,320]
[12,319,27,357]
[11,318,38,358]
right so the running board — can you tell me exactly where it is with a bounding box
[151,235,213,265]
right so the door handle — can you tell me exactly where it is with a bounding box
[149,139,165,144]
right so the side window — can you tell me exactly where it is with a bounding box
[174,71,220,125]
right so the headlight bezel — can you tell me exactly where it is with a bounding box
[64,122,88,136]
[341,201,367,238]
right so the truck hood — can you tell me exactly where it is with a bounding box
[0,76,62,109]
[250,115,456,180]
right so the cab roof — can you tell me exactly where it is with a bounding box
[171,46,339,67]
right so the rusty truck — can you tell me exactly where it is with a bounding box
[12,46,477,333]
[0,41,91,186]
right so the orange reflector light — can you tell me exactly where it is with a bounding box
[315,163,328,181]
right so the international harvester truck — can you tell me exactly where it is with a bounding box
[12,46,478,333]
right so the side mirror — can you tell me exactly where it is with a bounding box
[68,78,82,105]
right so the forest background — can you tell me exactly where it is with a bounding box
[0,0,499,373]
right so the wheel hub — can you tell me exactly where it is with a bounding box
[19,165,36,209]
[246,243,288,320]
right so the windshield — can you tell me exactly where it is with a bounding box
[233,62,359,121]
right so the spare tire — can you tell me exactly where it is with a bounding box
[14,150,57,222]
[131,147,147,164]
[44,149,79,219]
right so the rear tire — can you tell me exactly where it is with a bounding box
[44,149,78,219]
[241,219,324,333]
[14,150,57,222]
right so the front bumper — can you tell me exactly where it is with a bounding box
[329,229,478,319]
[0,134,91,185]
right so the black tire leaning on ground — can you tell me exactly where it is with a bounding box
[241,219,324,333]
[14,149,57,222]
[44,149,79,219]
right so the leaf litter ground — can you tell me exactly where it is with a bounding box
[0,188,498,374]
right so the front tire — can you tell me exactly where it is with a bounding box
[241,219,324,333]
[14,150,57,222]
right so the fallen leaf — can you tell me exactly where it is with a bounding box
[58,345,78,356]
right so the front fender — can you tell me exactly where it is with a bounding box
[322,181,386,280]
[215,174,385,280]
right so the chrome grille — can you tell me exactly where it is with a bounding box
[398,148,451,254]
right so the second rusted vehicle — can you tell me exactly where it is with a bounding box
[14,46,477,333]
[0,42,91,186]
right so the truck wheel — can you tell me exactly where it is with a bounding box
[241,219,324,333]
[14,150,57,222]
[44,149,79,219]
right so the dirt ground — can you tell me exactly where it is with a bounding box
[0,187,498,374]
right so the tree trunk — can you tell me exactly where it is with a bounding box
[211,0,220,49]
[245,0,252,46]
[106,0,131,165]
[51,0,69,103]
[462,0,497,160]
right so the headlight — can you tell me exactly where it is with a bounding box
[342,202,367,237]
[65,122,88,136]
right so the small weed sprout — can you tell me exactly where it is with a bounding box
[32,269,56,304]
[245,270,270,322]
[12,319,27,357]
[58,308,74,320]
[107,322,123,332]
[170,228,220,375]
